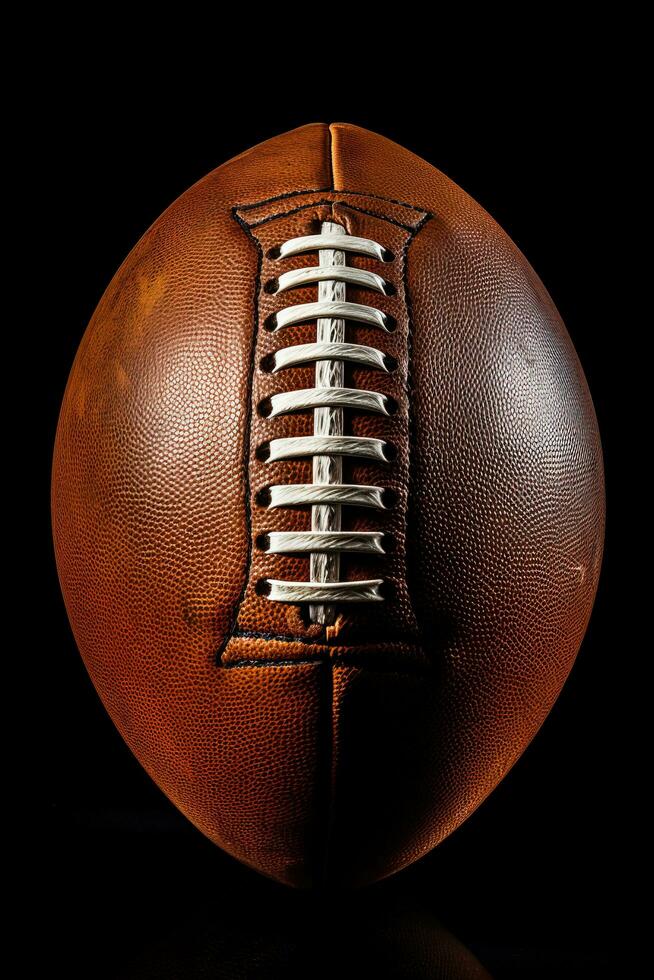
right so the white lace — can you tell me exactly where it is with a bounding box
[258,222,396,624]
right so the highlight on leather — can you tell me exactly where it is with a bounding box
[51,123,605,889]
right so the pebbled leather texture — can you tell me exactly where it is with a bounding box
[51,123,605,887]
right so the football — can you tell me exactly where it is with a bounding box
[51,123,605,887]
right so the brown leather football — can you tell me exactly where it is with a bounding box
[51,123,605,888]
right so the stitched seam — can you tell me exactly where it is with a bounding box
[245,200,336,228]
[214,210,262,665]
[326,123,334,190]
[376,212,434,644]
[334,200,419,231]
[240,199,423,232]
[236,187,332,211]
[235,186,429,215]
[404,213,433,648]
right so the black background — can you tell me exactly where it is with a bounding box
[37,67,630,979]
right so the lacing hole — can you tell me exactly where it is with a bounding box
[264,313,278,332]
[385,395,399,416]
[264,278,279,295]
[383,533,396,554]
[256,533,270,552]
[383,280,397,296]
[382,441,398,463]
[384,314,397,333]
[258,397,273,418]
[259,353,276,374]
[256,442,271,462]
[255,487,271,507]
[383,353,398,373]
[267,246,281,260]
[382,248,395,263]
[381,487,398,509]
[255,579,272,597]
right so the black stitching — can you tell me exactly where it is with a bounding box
[235,186,430,215]
[333,200,419,232]
[214,210,262,665]
[403,212,433,647]
[241,199,426,233]
[246,200,337,228]
[236,187,332,211]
